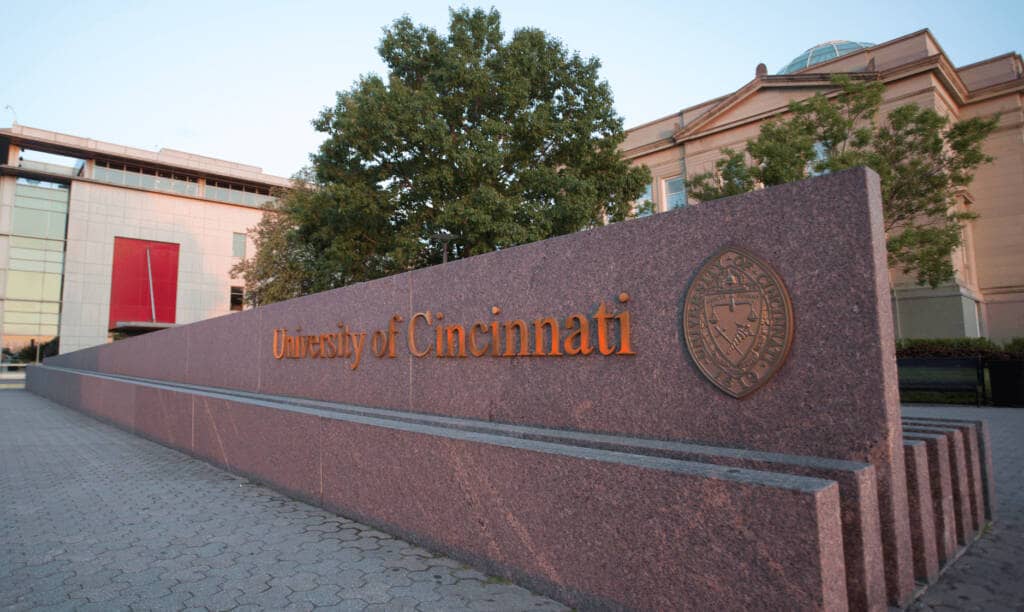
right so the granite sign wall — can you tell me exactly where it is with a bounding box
[29,168,995,610]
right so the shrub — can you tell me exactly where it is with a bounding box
[1003,337,1024,360]
[13,337,58,362]
[895,337,1004,359]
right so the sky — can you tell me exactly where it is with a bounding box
[2,0,1021,178]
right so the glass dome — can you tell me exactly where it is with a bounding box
[777,40,874,75]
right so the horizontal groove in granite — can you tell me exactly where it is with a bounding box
[38,364,837,493]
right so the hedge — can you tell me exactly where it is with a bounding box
[1004,337,1024,360]
[896,337,1024,360]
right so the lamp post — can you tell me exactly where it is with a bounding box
[433,231,454,265]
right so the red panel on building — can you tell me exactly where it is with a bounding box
[108,237,180,330]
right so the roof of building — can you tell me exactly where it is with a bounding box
[622,29,1024,158]
[777,40,875,75]
[0,124,291,188]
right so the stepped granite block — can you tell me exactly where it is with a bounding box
[903,440,939,584]
[904,417,994,521]
[317,416,849,611]
[904,420,985,532]
[904,433,957,564]
[354,410,886,611]
[904,427,973,546]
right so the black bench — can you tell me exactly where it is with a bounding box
[897,357,985,406]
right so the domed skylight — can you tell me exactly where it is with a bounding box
[778,40,874,75]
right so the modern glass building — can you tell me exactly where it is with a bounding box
[0,126,290,359]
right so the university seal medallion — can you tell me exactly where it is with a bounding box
[683,247,794,398]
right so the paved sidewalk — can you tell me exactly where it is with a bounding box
[904,404,1024,611]
[0,390,566,611]
[0,373,24,391]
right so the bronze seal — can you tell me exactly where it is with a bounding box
[683,247,794,398]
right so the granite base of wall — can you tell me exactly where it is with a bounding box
[28,365,850,611]
[900,416,995,585]
[906,417,996,521]
[903,420,987,532]
[905,432,958,566]
[356,408,887,611]
[903,440,940,584]
[903,431,973,548]
[29,365,997,611]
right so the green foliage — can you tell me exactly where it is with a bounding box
[895,337,1004,360]
[688,75,998,288]
[633,198,656,216]
[230,179,341,306]
[13,336,59,362]
[247,7,649,298]
[1003,338,1024,360]
[685,149,757,202]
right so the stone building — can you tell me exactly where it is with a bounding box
[622,30,1023,341]
[0,125,289,356]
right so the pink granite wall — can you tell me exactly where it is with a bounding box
[36,168,915,607]
[46,169,901,466]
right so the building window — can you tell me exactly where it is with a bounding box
[3,184,69,344]
[206,180,274,207]
[232,233,247,258]
[807,141,829,176]
[634,183,654,216]
[230,286,245,311]
[665,177,686,209]
[12,183,69,240]
[93,160,198,196]
[2,300,60,337]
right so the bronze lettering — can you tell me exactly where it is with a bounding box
[271,295,638,367]
[616,309,635,356]
[503,320,530,357]
[469,322,490,357]
[434,312,445,357]
[337,323,350,358]
[563,314,594,356]
[532,317,562,356]
[408,311,432,357]
[444,324,468,358]
[490,320,501,357]
[322,333,337,358]
[595,302,616,356]
[387,315,402,358]
[350,333,366,370]
[371,330,387,358]
[273,329,286,360]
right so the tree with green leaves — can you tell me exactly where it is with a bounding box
[230,179,341,306]
[688,75,998,288]
[235,8,649,303]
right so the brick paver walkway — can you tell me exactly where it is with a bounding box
[0,390,566,611]
[2,390,1021,610]
[904,404,1024,611]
